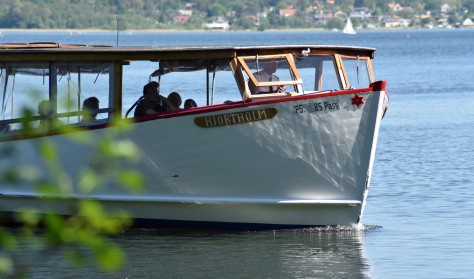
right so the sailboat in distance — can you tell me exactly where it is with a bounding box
[343,18,356,35]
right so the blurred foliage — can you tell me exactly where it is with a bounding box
[0,112,143,277]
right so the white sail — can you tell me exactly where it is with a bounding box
[343,18,356,35]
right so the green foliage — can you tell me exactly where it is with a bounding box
[0,110,144,277]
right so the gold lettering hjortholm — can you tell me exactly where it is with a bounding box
[194,108,277,128]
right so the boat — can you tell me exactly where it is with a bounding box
[343,18,356,35]
[0,42,388,229]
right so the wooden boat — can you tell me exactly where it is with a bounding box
[0,42,388,229]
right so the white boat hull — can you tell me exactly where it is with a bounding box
[0,89,386,229]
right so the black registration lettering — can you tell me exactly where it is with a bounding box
[314,102,323,111]
[295,105,304,114]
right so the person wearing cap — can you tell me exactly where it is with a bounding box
[134,81,176,117]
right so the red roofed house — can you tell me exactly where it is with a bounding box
[388,3,402,12]
[279,6,296,17]
[173,15,191,24]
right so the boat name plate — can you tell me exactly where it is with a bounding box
[194,108,277,128]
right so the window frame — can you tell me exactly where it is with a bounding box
[237,54,303,97]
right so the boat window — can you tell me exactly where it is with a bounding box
[159,68,210,106]
[0,62,50,131]
[238,54,302,95]
[55,63,112,125]
[294,55,342,93]
[122,59,240,113]
[0,62,113,136]
[341,56,372,89]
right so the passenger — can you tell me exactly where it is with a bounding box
[248,61,285,94]
[134,81,176,117]
[167,92,182,110]
[184,99,197,109]
[37,100,62,130]
[80,96,100,123]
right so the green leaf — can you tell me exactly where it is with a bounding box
[63,125,96,144]
[0,229,17,250]
[15,209,41,227]
[43,213,67,245]
[99,139,140,161]
[79,168,102,193]
[37,182,61,195]
[96,243,124,272]
[79,200,106,221]
[39,140,58,162]
[18,166,42,181]
[118,170,144,192]
[0,257,13,274]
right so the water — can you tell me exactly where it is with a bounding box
[2,29,474,278]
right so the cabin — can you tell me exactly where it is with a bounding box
[0,43,375,138]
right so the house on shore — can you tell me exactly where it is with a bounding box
[204,17,229,30]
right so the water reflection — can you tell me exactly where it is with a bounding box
[19,226,376,278]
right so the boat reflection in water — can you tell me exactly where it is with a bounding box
[21,226,375,278]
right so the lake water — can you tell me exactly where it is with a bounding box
[2,29,474,278]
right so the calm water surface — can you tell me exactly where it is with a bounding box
[2,29,474,278]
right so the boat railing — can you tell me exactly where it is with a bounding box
[0,107,112,132]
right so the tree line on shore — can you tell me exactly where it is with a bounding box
[0,0,472,30]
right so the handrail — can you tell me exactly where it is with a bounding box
[0,108,112,125]
[125,97,143,118]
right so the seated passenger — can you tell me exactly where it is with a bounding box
[134,81,176,117]
[80,96,100,123]
[248,61,285,94]
[37,100,62,130]
[184,99,197,109]
[167,92,182,110]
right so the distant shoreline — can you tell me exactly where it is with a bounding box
[0,28,328,33]
[1,27,472,34]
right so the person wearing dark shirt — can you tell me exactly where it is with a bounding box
[184,99,197,109]
[80,96,100,123]
[167,91,182,110]
[134,81,176,117]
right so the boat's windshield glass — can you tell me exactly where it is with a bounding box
[238,54,301,94]
[341,57,372,89]
[295,55,342,93]
[242,57,294,82]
